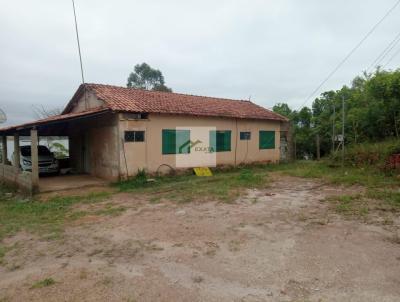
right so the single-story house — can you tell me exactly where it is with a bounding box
[0,83,289,193]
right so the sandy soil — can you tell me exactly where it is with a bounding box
[1,175,400,302]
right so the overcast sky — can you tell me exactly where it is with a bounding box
[1,0,400,126]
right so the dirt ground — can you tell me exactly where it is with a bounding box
[1,175,400,302]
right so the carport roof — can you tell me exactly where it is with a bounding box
[0,107,109,135]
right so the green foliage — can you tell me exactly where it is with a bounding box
[274,68,400,159]
[49,142,68,159]
[330,139,400,167]
[127,62,172,92]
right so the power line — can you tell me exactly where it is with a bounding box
[71,0,85,84]
[367,30,400,72]
[298,0,400,110]
[383,45,400,68]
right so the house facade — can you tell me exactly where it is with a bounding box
[65,84,288,179]
[0,84,289,192]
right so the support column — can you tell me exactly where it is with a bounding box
[31,129,39,192]
[1,136,7,164]
[13,133,20,169]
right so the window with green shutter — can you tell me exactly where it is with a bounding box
[162,129,190,154]
[209,130,231,152]
[259,131,275,149]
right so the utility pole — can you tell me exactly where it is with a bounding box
[332,103,335,153]
[341,95,345,168]
[316,133,320,160]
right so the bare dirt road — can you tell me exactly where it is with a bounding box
[1,175,400,302]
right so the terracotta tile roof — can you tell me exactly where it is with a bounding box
[0,107,109,134]
[65,83,288,122]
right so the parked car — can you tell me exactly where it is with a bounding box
[17,145,60,174]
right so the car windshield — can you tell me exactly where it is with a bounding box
[20,146,52,157]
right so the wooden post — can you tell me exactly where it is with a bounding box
[31,129,39,192]
[13,133,20,169]
[316,134,320,160]
[1,136,7,164]
[284,122,294,162]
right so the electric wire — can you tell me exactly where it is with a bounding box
[383,45,400,68]
[298,0,400,110]
[367,30,400,72]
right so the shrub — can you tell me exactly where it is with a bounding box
[330,139,400,169]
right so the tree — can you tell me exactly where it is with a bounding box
[127,63,172,92]
[273,103,292,118]
[271,68,400,160]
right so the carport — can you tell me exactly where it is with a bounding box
[0,108,114,194]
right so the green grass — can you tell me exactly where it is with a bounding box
[30,278,56,289]
[333,194,369,216]
[326,188,400,219]
[265,160,400,187]
[0,191,111,242]
[116,167,268,203]
[116,160,399,203]
[366,189,400,207]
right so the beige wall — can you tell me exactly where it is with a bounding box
[118,113,281,177]
[69,113,120,180]
[70,90,105,113]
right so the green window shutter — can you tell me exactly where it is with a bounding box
[209,130,216,153]
[162,129,175,154]
[162,129,190,154]
[176,130,190,154]
[223,131,231,151]
[259,131,275,149]
[210,130,231,152]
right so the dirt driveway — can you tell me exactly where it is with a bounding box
[1,175,400,302]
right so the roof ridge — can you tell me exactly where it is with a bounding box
[86,83,252,103]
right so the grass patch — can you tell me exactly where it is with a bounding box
[327,188,400,220]
[30,278,56,289]
[0,191,111,241]
[333,194,369,216]
[366,190,400,207]
[116,167,268,203]
[266,160,400,187]
[116,161,399,203]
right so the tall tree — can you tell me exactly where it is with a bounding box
[127,63,172,92]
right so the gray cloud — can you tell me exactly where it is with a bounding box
[1,0,400,126]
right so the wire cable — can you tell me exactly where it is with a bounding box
[383,45,400,68]
[367,31,400,72]
[298,0,400,110]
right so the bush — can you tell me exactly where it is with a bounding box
[330,139,400,168]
